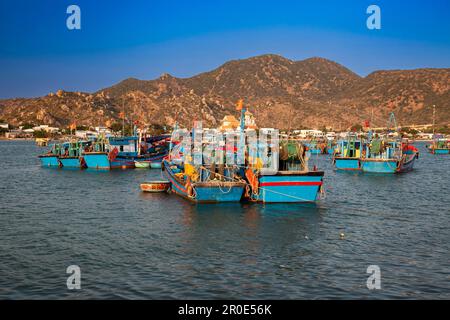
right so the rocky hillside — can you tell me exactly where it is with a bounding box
[0,54,448,130]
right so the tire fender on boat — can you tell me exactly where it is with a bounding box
[185,177,194,198]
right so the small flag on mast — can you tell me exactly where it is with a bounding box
[236,99,243,111]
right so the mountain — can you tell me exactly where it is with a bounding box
[0,54,448,130]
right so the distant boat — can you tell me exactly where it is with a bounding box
[83,134,169,169]
[426,105,449,154]
[360,138,419,173]
[427,137,449,154]
[305,140,328,155]
[35,138,50,147]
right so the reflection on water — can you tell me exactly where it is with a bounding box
[0,140,449,299]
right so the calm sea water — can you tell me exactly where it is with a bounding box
[0,140,449,299]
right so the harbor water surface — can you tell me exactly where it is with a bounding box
[0,141,449,299]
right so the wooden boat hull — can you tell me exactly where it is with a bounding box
[360,153,417,173]
[38,155,60,167]
[140,181,171,193]
[83,152,111,169]
[334,157,360,171]
[83,153,139,169]
[360,159,398,173]
[162,160,245,203]
[255,171,324,203]
[59,156,85,168]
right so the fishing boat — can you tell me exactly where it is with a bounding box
[333,134,363,171]
[83,132,169,169]
[162,139,246,203]
[427,137,450,154]
[244,137,324,203]
[58,141,91,168]
[305,139,328,155]
[236,103,324,203]
[162,160,246,203]
[426,105,449,154]
[38,143,62,167]
[358,113,419,174]
[360,138,418,173]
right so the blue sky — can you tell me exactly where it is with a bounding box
[0,0,449,98]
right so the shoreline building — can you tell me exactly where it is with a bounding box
[219,110,258,131]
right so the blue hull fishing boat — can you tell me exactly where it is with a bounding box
[360,138,418,174]
[245,138,324,203]
[426,107,449,154]
[83,134,169,169]
[254,172,324,203]
[305,140,328,155]
[360,155,417,173]
[39,140,91,168]
[162,160,246,203]
[333,135,363,171]
[427,137,449,154]
[359,113,419,174]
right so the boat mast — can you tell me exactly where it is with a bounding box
[432,105,436,138]
[122,97,125,137]
[237,99,246,151]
